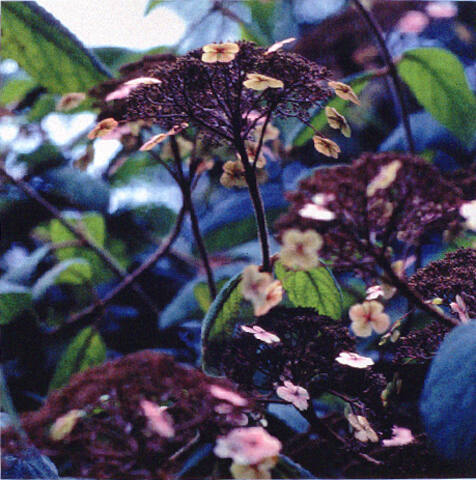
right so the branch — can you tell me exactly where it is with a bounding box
[0,166,160,316]
[63,206,186,329]
[353,0,415,154]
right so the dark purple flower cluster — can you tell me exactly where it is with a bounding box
[276,152,463,276]
[126,41,331,145]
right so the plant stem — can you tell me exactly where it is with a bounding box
[62,207,186,330]
[353,0,415,154]
[236,138,272,272]
[170,137,217,299]
[0,166,160,316]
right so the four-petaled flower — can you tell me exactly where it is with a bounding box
[214,426,282,465]
[460,200,476,231]
[335,351,375,369]
[276,380,310,411]
[328,81,361,105]
[349,301,390,337]
[243,73,284,91]
[202,42,240,63]
[347,413,379,443]
[210,384,248,407]
[325,106,351,137]
[312,135,341,159]
[382,426,415,447]
[140,399,175,438]
[241,265,283,316]
[366,160,402,197]
[280,229,323,271]
[87,117,118,139]
[241,325,280,344]
[50,409,86,441]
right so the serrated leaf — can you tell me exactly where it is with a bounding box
[292,73,370,147]
[48,326,106,392]
[1,246,50,284]
[1,2,110,94]
[0,280,33,325]
[397,48,476,145]
[274,262,343,320]
[32,259,92,300]
[201,274,245,375]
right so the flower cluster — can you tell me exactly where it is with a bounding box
[126,41,331,146]
[276,152,463,276]
[1,351,253,480]
[408,248,476,319]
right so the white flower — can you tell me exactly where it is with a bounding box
[383,426,414,447]
[280,229,323,271]
[347,413,379,443]
[241,325,280,344]
[460,200,476,231]
[336,351,374,369]
[366,160,402,197]
[299,203,335,221]
[264,37,296,55]
[276,380,310,411]
[349,301,390,337]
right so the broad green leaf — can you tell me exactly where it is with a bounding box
[203,207,284,253]
[50,213,108,284]
[274,262,343,320]
[194,279,229,314]
[397,48,476,145]
[1,246,50,284]
[48,326,106,392]
[201,274,245,375]
[32,259,92,300]
[0,280,33,325]
[1,2,110,94]
[0,78,37,107]
[293,73,370,147]
[27,94,57,122]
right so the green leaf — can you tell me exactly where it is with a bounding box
[0,280,33,325]
[397,48,476,145]
[194,279,229,314]
[293,73,370,147]
[274,262,343,320]
[201,274,245,375]
[1,2,110,94]
[48,326,106,392]
[32,259,92,300]
[0,78,37,107]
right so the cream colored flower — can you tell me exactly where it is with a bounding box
[366,160,402,197]
[202,42,239,63]
[56,92,86,112]
[238,142,267,168]
[220,160,248,188]
[349,301,390,337]
[335,351,374,369]
[460,199,476,230]
[347,413,379,443]
[276,380,310,411]
[124,77,161,86]
[50,409,85,441]
[140,123,189,151]
[325,106,351,137]
[241,325,280,344]
[299,203,336,222]
[230,457,277,479]
[366,284,396,301]
[241,266,283,317]
[140,399,175,438]
[312,135,341,159]
[328,81,361,105]
[280,229,322,271]
[243,73,284,91]
[264,37,296,55]
[87,117,118,139]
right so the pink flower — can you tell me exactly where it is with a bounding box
[450,294,469,323]
[349,301,390,337]
[140,399,175,438]
[214,427,282,465]
[397,11,429,34]
[383,426,414,447]
[241,325,280,344]
[335,351,374,369]
[210,385,248,407]
[105,84,136,102]
[366,284,396,301]
[276,380,310,411]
